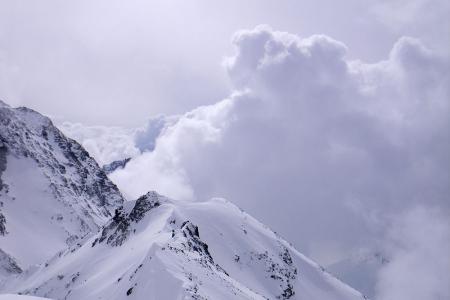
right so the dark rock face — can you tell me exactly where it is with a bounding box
[96,207,131,247]
[0,211,6,236]
[0,101,126,273]
[162,219,230,279]
[0,249,22,276]
[0,141,6,235]
[232,244,297,299]
[95,191,162,247]
[50,128,122,210]
[129,192,161,223]
[0,103,124,228]
[180,221,213,263]
[0,141,6,191]
[102,158,131,175]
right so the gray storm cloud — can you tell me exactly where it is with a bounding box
[61,25,449,299]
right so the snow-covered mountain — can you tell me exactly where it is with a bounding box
[2,192,366,300]
[0,101,366,299]
[0,100,124,276]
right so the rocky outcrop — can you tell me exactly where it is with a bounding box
[94,191,163,247]
[0,140,7,191]
[0,212,6,236]
[102,157,131,174]
[0,101,125,274]
[0,103,124,230]
[0,249,22,279]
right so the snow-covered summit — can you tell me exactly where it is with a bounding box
[2,192,365,300]
[0,102,124,275]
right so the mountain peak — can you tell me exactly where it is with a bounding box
[0,103,124,274]
[2,191,365,300]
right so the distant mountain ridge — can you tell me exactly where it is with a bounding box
[102,157,131,174]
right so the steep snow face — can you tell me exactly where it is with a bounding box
[0,295,51,300]
[0,103,124,272]
[3,192,365,300]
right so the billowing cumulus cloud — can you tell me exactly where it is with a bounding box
[62,25,449,298]
[58,122,140,166]
[123,25,447,294]
[372,0,450,55]
[59,115,176,166]
[110,97,236,200]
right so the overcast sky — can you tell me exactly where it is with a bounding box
[1,1,449,299]
[1,0,448,126]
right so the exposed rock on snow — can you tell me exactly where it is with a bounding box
[102,157,131,174]
[2,194,365,300]
[0,212,6,236]
[94,191,162,247]
[0,250,22,281]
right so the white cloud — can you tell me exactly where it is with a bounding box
[58,122,140,166]
[110,96,236,200]
[108,26,449,266]
[59,114,181,167]
[376,207,450,300]
[59,25,449,294]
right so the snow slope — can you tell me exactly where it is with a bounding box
[0,295,51,300]
[2,192,365,300]
[0,101,124,275]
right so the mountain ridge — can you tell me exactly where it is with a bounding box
[0,101,124,274]
[0,101,367,299]
[2,192,366,300]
